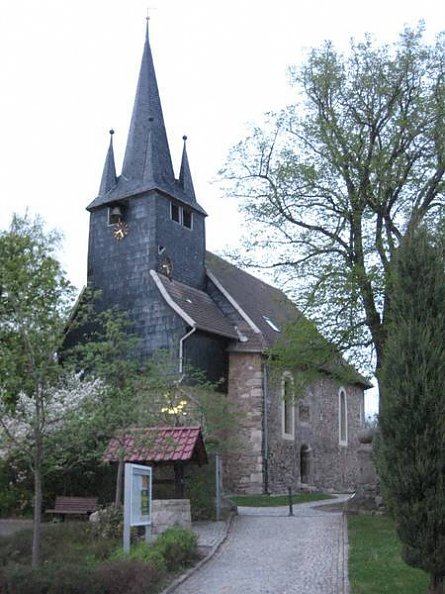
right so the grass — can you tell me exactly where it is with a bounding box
[348,514,429,594]
[229,491,333,507]
[0,522,199,594]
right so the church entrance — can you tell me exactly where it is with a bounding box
[300,445,311,484]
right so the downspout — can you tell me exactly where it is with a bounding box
[262,359,270,494]
[179,327,196,374]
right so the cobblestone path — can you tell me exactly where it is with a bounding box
[172,501,349,594]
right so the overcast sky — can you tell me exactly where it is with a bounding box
[2,0,445,413]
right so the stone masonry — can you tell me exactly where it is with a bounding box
[266,375,363,493]
[152,499,191,535]
[223,352,264,494]
[223,358,365,494]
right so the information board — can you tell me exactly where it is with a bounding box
[123,463,152,552]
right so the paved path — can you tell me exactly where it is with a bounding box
[172,496,350,594]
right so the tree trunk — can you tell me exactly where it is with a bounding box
[32,450,43,568]
[429,575,444,594]
[115,457,124,505]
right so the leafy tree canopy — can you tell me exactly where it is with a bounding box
[222,24,445,378]
[0,214,74,401]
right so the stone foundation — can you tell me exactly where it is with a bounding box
[151,499,191,535]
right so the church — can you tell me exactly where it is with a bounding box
[84,23,369,495]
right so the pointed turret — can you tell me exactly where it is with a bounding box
[121,23,174,186]
[87,23,206,216]
[179,135,196,202]
[98,130,117,195]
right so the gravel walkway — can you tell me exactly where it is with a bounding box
[171,497,350,594]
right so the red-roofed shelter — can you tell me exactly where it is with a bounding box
[104,426,208,498]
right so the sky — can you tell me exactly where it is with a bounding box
[2,0,445,414]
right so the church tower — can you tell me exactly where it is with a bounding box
[85,24,208,359]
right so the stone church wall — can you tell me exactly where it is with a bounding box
[266,374,364,493]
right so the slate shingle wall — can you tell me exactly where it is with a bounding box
[87,193,192,360]
[156,195,206,289]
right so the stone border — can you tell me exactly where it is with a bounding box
[160,512,236,594]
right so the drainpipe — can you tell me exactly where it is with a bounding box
[179,327,196,374]
[262,359,270,494]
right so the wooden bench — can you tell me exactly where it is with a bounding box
[45,496,98,520]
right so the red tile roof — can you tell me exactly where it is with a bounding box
[103,426,208,465]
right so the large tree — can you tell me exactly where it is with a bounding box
[0,215,77,566]
[222,25,445,380]
[377,227,445,594]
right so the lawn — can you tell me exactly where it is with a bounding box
[229,491,333,507]
[348,514,429,594]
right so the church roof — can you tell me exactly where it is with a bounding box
[205,252,300,349]
[121,23,174,190]
[150,270,240,340]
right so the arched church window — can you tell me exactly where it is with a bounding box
[339,387,348,446]
[282,372,294,439]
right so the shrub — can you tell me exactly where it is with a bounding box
[153,527,198,571]
[94,559,164,594]
[112,541,167,573]
[89,504,123,540]
[186,465,215,520]
[0,563,101,594]
[0,522,118,568]
[86,536,119,563]
[0,528,34,566]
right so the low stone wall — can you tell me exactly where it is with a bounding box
[152,499,191,535]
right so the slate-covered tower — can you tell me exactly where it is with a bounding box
[86,25,209,360]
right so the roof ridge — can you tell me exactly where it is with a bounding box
[206,251,292,299]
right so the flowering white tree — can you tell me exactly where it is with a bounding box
[0,372,104,461]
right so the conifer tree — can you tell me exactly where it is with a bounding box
[377,228,445,594]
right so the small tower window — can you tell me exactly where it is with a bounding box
[170,201,193,229]
[183,208,192,229]
[171,203,180,223]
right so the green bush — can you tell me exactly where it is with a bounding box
[0,459,33,517]
[0,528,34,566]
[111,541,167,573]
[153,527,198,571]
[94,559,164,594]
[0,563,101,594]
[186,465,215,520]
[0,522,118,568]
[89,504,123,540]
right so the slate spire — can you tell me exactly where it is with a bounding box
[98,129,117,195]
[179,135,196,202]
[121,22,175,186]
